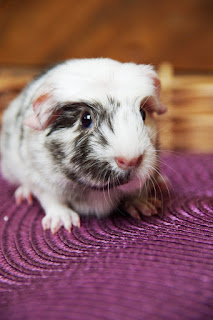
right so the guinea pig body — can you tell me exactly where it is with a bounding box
[0,58,166,233]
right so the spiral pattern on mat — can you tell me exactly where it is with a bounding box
[0,154,212,320]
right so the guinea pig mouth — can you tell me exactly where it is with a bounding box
[89,173,133,191]
[66,166,133,191]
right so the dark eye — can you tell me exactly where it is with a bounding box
[140,108,146,121]
[81,111,93,129]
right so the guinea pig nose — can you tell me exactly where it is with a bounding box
[115,155,143,170]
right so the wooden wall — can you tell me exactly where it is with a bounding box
[0,0,213,71]
[0,0,213,152]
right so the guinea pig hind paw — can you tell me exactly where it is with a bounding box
[14,186,33,205]
[124,198,161,218]
[148,197,162,209]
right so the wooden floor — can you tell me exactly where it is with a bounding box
[0,64,212,153]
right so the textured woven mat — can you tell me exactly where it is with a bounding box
[0,154,212,320]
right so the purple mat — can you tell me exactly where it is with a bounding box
[0,154,212,320]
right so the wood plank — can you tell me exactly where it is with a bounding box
[0,0,212,71]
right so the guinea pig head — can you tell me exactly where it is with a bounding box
[24,59,166,193]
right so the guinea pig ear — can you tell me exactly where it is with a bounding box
[141,66,167,115]
[24,91,59,130]
[141,96,167,115]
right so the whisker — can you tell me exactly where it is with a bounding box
[149,123,172,140]
[148,162,175,204]
[157,158,185,184]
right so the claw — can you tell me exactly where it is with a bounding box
[125,204,141,220]
[15,186,33,205]
[148,197,162,209]
[15,193,23,205]
[27,193,33,205]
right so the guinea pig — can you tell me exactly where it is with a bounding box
[0,58,167,233]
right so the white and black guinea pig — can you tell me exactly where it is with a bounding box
[0,58,167,233]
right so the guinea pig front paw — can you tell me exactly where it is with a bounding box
[42,207,80,234]
[123,197,162,219]
[15,186,33,205]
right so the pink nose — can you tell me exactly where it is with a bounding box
[115,155,143,170]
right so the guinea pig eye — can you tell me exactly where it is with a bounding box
[81,111,93,129]
[140,108,146,121]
